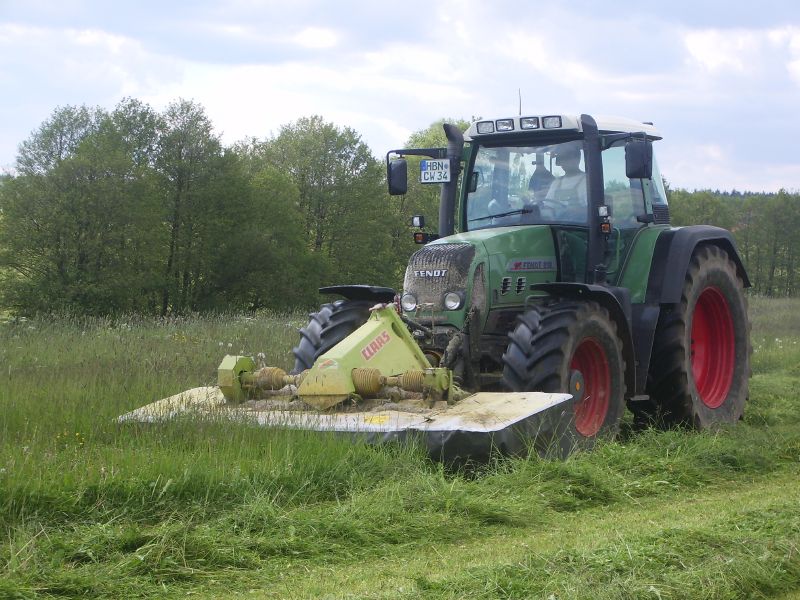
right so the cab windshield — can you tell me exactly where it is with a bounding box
[465,140,587,230]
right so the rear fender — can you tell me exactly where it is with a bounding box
[647,226,750,304]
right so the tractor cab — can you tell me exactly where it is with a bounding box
[388,114,670,287]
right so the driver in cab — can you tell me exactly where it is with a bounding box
[545,147,587,221]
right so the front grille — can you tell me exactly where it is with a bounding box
[515,277,527,294]
[404,243,476,311]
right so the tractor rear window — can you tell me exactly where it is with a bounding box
[465,141,588,230]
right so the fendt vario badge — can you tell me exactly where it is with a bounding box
[506,258,555,272]
[414,269,448,278]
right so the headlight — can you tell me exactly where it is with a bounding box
[495,118,514,132]
[443,291,464,310]
[542,115,562,129]
[476,121,495,134]
[401,293,417,312]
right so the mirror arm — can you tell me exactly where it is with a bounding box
[386,147,447,161]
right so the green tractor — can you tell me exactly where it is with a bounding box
[123,113,750,461]
[292,113,750,444]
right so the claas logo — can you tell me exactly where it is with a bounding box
[361,331,391,360]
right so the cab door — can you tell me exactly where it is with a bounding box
[601,143,648,283]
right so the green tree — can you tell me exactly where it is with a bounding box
[16,105,103,176]
[156,99,223,314]
[666,189,800,296]
[746,190,800,296]
[0,104,164,313]
[258,116,397,288]
[669,189,735,230]
[238,166,318,310]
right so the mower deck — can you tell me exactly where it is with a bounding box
[119,387,573,462]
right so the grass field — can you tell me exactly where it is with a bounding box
[1,298,799,599]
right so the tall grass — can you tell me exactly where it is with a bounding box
[1,298,799,598]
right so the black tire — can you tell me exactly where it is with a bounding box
[502,302,627,454]
[291,299,373,374]
[646,245,750,428]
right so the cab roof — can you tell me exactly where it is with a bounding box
[463,114,662,141]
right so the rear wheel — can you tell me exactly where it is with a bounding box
[291,299,373,374]
[502,302,627,452]
[646,245,750,427]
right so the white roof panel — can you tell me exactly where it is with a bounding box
[464,114,661,141]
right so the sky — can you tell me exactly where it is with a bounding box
[1,0,799,192]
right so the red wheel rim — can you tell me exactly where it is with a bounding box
[691,287,735,408]
[570,338,611,436]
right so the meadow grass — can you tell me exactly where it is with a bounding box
[0,297,799,598]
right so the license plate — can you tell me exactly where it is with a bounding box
[420,159,451,183]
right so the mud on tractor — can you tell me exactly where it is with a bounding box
[123,114,751,462]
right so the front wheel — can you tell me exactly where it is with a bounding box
[502,302,627,453]
[291,299,373,374]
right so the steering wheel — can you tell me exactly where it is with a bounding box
[529,197,563,220]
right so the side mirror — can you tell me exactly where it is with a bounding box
[625,139,653,179]
[411,215,425,228]
[388,158,408,195]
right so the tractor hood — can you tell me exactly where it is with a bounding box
[403,226,558,323]
[439,226,555,260]
[440,226,559,305]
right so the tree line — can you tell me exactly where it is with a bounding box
[668,188,800,296]
[0,99,446,315]
[0,98,797,316]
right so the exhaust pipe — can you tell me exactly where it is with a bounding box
[438,124,464,238]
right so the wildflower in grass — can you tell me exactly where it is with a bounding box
[55,431,85,450]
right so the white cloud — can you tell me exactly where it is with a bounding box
[139,54,472,154]
[659,141,800,192]
[291,26,340,49]
[684,25,800,89]
[684,29,759,72]
[70,28,129,53]
[0,23,182,98]
[767,26,800,85]
[1,4,799,191]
